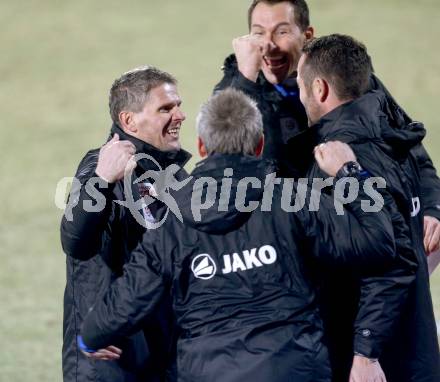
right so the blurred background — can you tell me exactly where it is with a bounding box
[1,0,439,380]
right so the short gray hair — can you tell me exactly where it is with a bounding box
[196,88,263,155]
[109,65,177,125]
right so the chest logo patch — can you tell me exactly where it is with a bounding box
[191,254,217,280]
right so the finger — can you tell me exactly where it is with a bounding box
[115,140,136,149]
[105,135,124,150]
[125,143,136,155]
[428,226,440,253]
[107,346,123,355]
[314,146,325,162]
[115,142,136,155]
[424,221,436,253]
[125,156,137,173]
[90,354,115,361]
[313,146,324,166]
[95,349,120,359]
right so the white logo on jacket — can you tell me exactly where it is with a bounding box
[191,245,278,280]
[191,254,217,280]
[411,197,421,217]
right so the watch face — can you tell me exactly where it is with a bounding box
[343,161,361,176]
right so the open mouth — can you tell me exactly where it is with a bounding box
[263,56,288,70]
[166,126,180,138]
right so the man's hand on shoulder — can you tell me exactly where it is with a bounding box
[95,133,137,183]
[424,215,440,254]
[349,355,387,382]
[232,34,266,83]
[81,345,122,361]
[314,141,357,177]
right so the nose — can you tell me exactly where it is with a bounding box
[173,107,186,122]
[262,34,278,52]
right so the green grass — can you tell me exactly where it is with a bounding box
[1,0,439,380]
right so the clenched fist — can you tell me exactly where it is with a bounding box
[314,141,357,177]
[95,134,137,183]
[233,34,272,82]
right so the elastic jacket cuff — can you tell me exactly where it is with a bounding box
[353,329,381,359]
[77,335,97,353]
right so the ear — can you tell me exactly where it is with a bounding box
[313,78,330,104]
[197,136,208,158]
[304,26,314,41]
[118,111,137,134]
[254,135,265,157]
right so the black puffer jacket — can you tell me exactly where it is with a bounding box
[289,91,439,382]
[81,153,402,382]
[61,124,190,382]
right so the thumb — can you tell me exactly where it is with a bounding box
[314,146,324,166]
[111,133,120,142]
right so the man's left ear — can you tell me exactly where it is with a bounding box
[197,136,208,158]
[304,26,314,41]
[119,111,137,134]
[313,78,329,104]
[254,136,265,157]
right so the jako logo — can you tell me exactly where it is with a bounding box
[191,245,277,280]
[191,254,217,280]
[222,245,277,274]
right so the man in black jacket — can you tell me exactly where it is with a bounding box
[79,88,413,382]
[61,66,191,381]
[295,34,440,382]
[214,0,440,256]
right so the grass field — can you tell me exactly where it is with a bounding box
[1,0,439,380]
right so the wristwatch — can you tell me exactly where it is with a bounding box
[338,161,363,177]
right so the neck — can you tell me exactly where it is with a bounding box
[320,97,353,119]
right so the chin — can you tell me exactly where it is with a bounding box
[166,142,181,151]
[263,69,289,85]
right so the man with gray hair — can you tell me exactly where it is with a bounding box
[61,66,191,381]
[77,88,403,382]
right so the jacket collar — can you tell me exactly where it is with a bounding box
[310,91,391,144]
[309,91,425,159]
[192,153,267,180]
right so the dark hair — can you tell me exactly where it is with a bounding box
[301,34,373,100]
[109,66,177,125]
[248,0,310,32]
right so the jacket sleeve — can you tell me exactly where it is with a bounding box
[352,190,417,358]
[60,150,116,260]
[81,229,169,350]
[299,173,417,359]
[298,174,396,271]
[412,143,440,220]
[370,74,440,220]
[343,144,418,358]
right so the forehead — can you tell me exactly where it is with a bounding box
[251,1,296,28]
[146,83,180,105]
